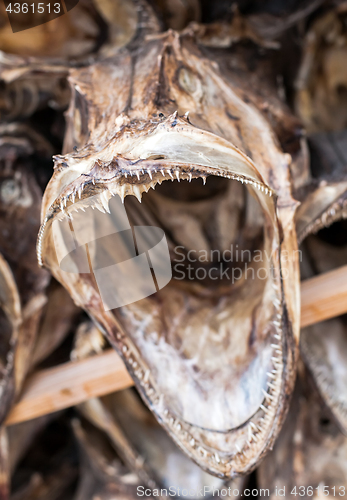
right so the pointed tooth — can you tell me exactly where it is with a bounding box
[148,170,153,180]
[96,203,105,214]
[100,192,110,213]
[136,171,140,181]
[175,171,180,182]
[202,176,206,185]
[167,169,173,179]
[184,111,189,119]
[72,192,76,204]
[60,201,64,212]
[161,169,165,177]
[189,173,192,182]
[92,177,95,185]
[124,172,128,178]
[64,196,67,207]
[133,185,142,203]
[120,185,126,203]
[78,186,82,199]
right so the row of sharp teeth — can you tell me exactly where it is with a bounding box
[299,199,347,243]
[55,168,274,217]
[38,166,273,265]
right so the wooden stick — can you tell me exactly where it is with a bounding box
[6,350,133,425]
[300,264,347,327]
[6,265,347,426]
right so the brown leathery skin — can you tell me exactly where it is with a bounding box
[300,235,347,434]
[295,130,347,244]
[38,20,305,477]
[295,5,347,135]
[295,128,347,436]
[0,253,21,427]
[258,368,347,499]
[0,124,52,400]
[0,0,155,121]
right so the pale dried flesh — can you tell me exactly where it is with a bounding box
[73,320,245,498]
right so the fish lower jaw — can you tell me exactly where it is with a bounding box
[299,197,347,243]
[109,302,284,478]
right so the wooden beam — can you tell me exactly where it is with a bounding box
[6,265,347,426]
[6,349,133,425]
[301,264,347,327]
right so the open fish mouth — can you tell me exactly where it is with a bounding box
[38,113,296,477]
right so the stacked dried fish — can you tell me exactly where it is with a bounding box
[0,0,346,499]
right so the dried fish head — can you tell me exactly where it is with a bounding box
[296,130,347,242]
[258,372,347,499]
[73,417,144,500]
[0,123,53,395]
[300,232,347,433]
[0,0,153,120]
[39,27,303,477]
[295,4,347,133]
[295,128,347,434]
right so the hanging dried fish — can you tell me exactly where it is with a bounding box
[296,130,347,242]
[294,125,347,433]
[10,414,78,500]
[31,282,81,368]
[0,253,21,425]
[0,123,52,396]
[38,2,306,477]
[300,233,347,433]
[0,258,17,497]
[150,0,200,30]
[72,417,144,500]
[258,370,347,499]
[295,3,347,134]
[0,0,153,121]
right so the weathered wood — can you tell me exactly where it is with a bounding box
[6,350,133,425]
[6,265,347,426]
[300,264,347,328]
